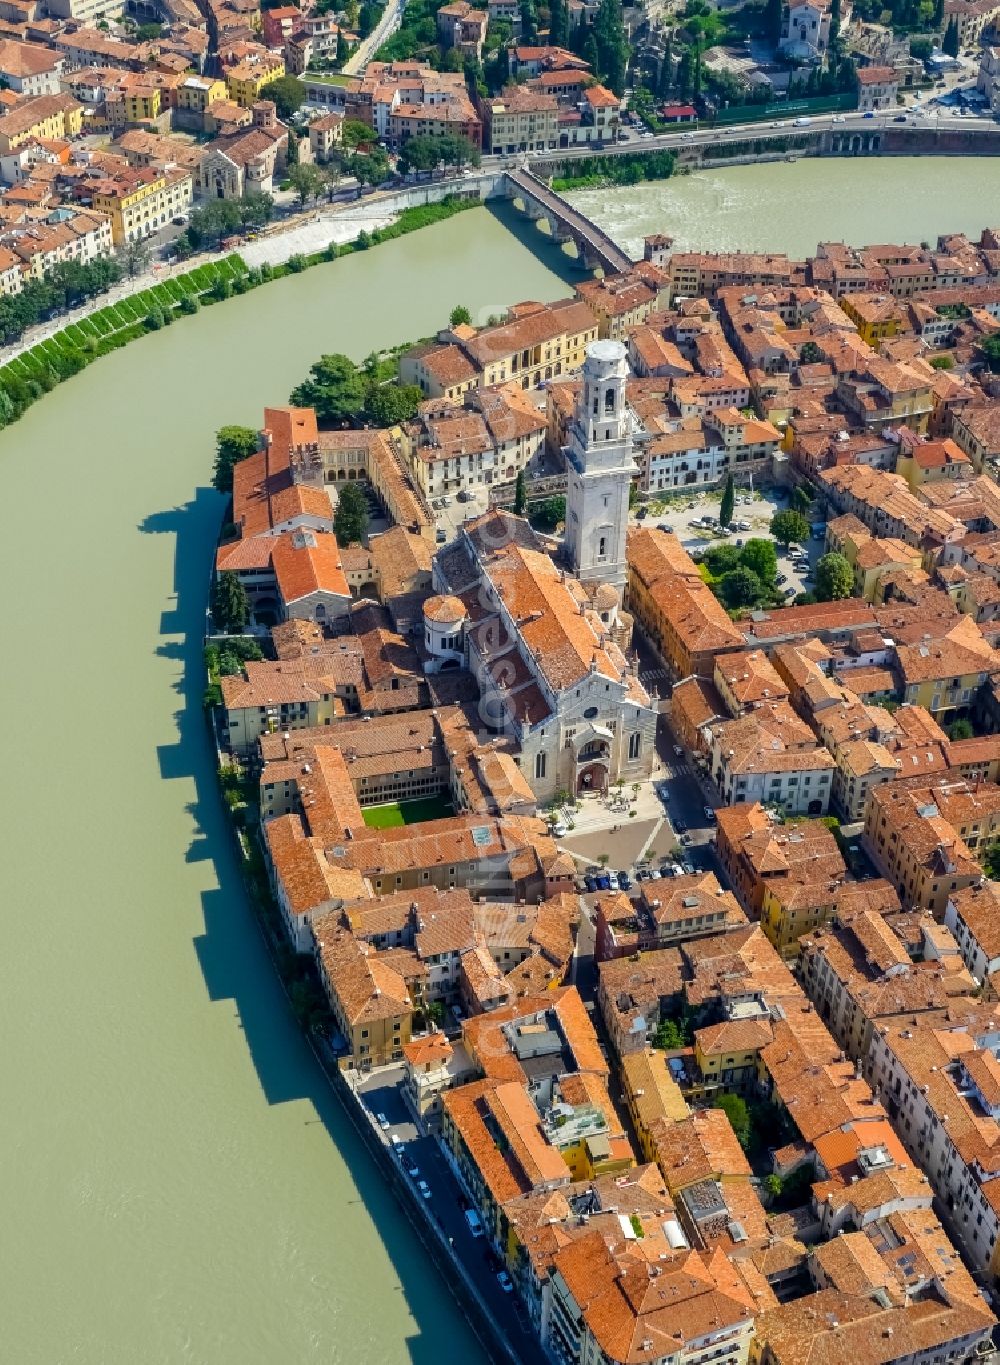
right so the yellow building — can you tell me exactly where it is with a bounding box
[621,1049,689,1162]
[313,914,413,1070]
[177,74,226,116]
[694,1018,774,1090]
[895,436,972,488]
[760,879,841,958]
[225,55,285,108]
[123,86,161,124]
[0,91,82,153]
[839,291,907,347]
[91,165,193,245]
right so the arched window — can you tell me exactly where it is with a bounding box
[583,706,598,719]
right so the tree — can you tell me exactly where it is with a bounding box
[531,495,566,530]
[982,334,1000,373]
[676,49,693,102]
[814,552,854,601]
[800,341,822,364]
[740,538,777,584]
[118,236,151,279]
[764,0,782,38]
[703,543,741,576]
[336,27,349,64]
[549,0,569,46]
[933,0,945,26]
[238,190,274,229]
[514,470,526,515]
[520,0,536,39]
[290,353,367,426]
[582,31,600,74]
[770,509,810,547]
[652,1017,686,1050]
[450,304,472,327]
[658,35,673,98]
[984,841,1000,880]
[942,16,959,54]
[212,425,258,494]
[334,481,368,546]
[364,382,423,426]
[948,718,974,740]
[791,484,813,515]
[713,1093,751,1150]
[211,571,250,633]
[719,566,763,608]
[719,472,735,527]
[288,162,326,206]
[263,74,305,120]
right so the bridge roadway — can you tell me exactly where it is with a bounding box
[503,167,635,274]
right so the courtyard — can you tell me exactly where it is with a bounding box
[361,795,455,828]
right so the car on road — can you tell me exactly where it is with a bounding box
[648,868,662,880]
[596,873,611,891]
[863,111,875,119]
[435,528,447,544]
[682,131,695,140]
[391,1133,404,1150]
[584,874,597,892]
[673,817,686,833]
[404,1156,420,1177]
[607,872,620,891]
[497,1271,514,1293]
[793,116,811,126]
[376,1113,390,1130]
[673,744,684,756]
[465,1209,485,1238]
[417,1180,433,1200]
[832,114,846,123]
[704,806,717,822]
[552,821,568,837]
[893,114,907,122]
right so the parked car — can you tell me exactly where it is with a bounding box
[552,821,568,837]
[417,1180,433,1200]
[673,744,684,757]
[497,1271,514,1293]
[784,586,797,598]
[404,1157,420,1177]
[648,868,662,880]
[435,528,447,544]
[681,860,694,875]
[465,1209,485,1238]
[618,871,632,890]
[584,874,597,892]
[456,489,471,501]
[863,110,875,119]
[635,506,648,519]
[703,806,717,822]
[607,872,620,891]
[391,1133,404,1150]
[596,873,611,891]
[376,1113,390,1131]
[673,817,686,833]
[635,868,649,881]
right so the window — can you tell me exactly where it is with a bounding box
[598,536,606,558]
[535,751,546,780]
[628,732,641,761]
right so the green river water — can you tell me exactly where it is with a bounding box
[0,203,571,1365]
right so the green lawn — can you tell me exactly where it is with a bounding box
[362,795,455,828]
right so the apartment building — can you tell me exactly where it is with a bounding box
[225,53,284,107]
[481,85,558,154]
[399,385,546,501]
[862,777,1000,915]
[89,164,192,244]
[0,93,82,154]
[594,872,747,960]
[707,701,836,816]
[943,881,1000,985]
[625,527,744,679]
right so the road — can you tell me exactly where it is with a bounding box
[489,105,1000,170]
[342,0,404,75]
[355,1067,546,1364]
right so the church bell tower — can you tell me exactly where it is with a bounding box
[563,339,635,598]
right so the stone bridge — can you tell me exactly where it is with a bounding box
[502,168,634,275]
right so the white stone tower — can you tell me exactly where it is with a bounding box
[564,339,635,597]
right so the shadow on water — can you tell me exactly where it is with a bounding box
[483,198,588,287]
[140,488,485,1365]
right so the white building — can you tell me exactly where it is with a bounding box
[780,0,832,59]
[563,339,636,601]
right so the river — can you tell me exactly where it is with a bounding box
[0,203,572,1365]
[565,156,1000,259]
